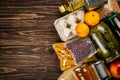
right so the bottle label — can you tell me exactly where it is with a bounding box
[68,0,83,8]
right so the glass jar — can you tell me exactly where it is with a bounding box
[89,22,120,63]
[74,61,111,80]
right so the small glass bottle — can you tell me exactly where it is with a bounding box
[89,22,120,63]
[58,0,85,13]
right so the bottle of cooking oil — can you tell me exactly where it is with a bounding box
[58,0,85,13]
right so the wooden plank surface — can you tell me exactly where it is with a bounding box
[0,0,120,80]
[0,0,63,80]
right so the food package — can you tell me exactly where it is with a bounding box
[54,7,86,41]
[65,37,97,64]
[58,56,97,80]
[74,61,111,80]
[53,43,76,71]
[97,0,120,19]
[53,37,97,71]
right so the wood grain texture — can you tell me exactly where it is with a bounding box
[0,0,120,80]
[0,0,63,80]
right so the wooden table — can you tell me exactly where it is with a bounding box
[0,0,120,80]
[0,0,63,80]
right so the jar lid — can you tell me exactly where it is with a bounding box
[59,5,66,13]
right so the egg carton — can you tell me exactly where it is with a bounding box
[54,7,86,41]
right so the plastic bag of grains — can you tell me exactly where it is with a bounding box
[97,0,120,19]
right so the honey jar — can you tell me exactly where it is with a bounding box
[74,61,111,80]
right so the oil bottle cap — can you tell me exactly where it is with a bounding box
[107,13,119,20]
[59,5,66,13]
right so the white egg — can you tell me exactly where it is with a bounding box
[76,11,84,22]
[66,15,76,25]
[70,23,77,29]
[58,19,67,28]
[63,28,71,37]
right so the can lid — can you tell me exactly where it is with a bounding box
[58,5,66,13]
[107,13,119,20]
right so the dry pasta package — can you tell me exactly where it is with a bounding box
[53,43,76,71]
[53,37,97,71]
